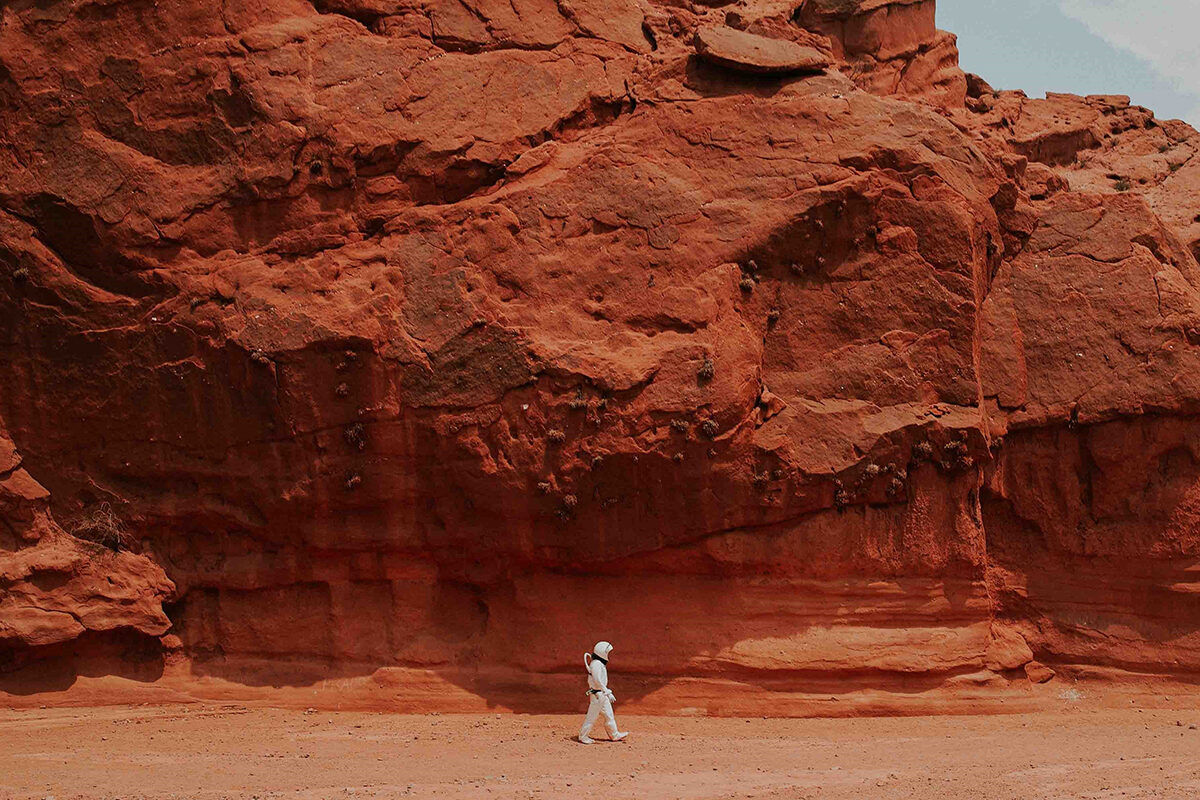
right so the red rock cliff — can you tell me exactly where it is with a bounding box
[2,0,1199,712]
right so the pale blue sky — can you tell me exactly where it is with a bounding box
[939,0,1200,126]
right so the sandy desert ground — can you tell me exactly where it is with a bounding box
[4,702,1200,800]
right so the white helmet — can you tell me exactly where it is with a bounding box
[593,641,613,659]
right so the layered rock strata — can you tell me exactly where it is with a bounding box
[1,0,1199,712]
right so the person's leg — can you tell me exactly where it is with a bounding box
[579,695,600,742]
[600,696,623,740]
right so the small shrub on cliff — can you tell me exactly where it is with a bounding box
[833,488,849,511]
[738,276,756,293]
[558,493,578,520]
[13,267,29,283]
[913,441,933,460]
[1113,178,1131,192]
[700,419,719,438]
[70,503,132,551]
[670,418,689,433]
[343,422,367,451]
[547,428,566,444]
[698,357,715,382]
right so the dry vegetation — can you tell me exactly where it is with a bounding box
[69,503,133,551]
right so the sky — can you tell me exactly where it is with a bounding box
[939,0,1200,126]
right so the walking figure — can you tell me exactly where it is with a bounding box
[579,640,629,744]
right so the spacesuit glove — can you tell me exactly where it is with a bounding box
[605,689,615,702]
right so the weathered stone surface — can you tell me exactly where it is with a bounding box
[795,0,966,107]
[1,0,1199,713]
[1024,661,1055,684]
[693,26,831,73]
[956,89,1200,261]
[0,423,174,656]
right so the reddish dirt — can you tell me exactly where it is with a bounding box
[5,704,1200,799]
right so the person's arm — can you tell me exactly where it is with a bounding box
[591,661,615,701]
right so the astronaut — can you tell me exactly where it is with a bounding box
[579,640,629,744]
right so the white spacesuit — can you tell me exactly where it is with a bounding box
[579,640,628,744]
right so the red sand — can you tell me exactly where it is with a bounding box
[5,704,1200,799]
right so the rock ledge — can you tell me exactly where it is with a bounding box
[693,26,831,74]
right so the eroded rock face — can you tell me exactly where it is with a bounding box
[0,422,174,668]
[958,86,1200,262]
[951,83,1200,690]
[794,0,966,107]
[1,0,1198,712]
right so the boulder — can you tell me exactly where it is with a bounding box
[693,26,830,74]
